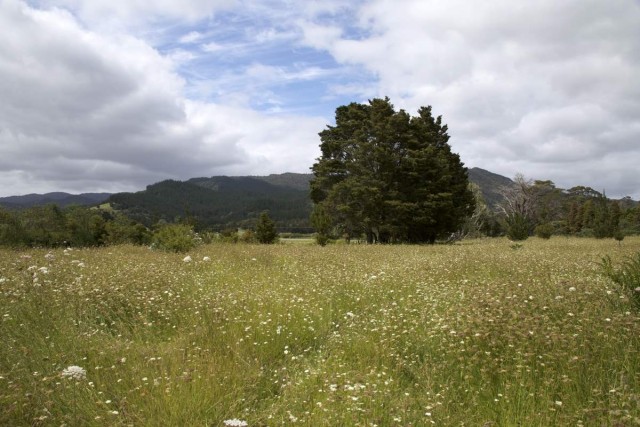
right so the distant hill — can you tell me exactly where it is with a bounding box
[106,170,515,231]
[107,175,313,231]
[253,172,312,191]
[467,167,514,208]
[0,192,111,209]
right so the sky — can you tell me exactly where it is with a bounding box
[1,0,639,198]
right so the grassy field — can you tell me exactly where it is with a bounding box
[1,237,639,426]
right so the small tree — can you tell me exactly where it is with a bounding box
[498,174,535,241]
[255,211,278,244]
[152,223,199,252]
[311,204,332,246]
[506,213,530,241]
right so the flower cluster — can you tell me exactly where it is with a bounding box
[223,419,248,426]
[61,365,86,380]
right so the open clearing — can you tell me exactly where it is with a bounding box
[1,238,639,426]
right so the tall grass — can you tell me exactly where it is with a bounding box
[601,251,640,309]
[0,238,638,426]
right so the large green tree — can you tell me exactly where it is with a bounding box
[310,98,474,243]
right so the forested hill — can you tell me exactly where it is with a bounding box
[106,169,509,231]
[107,175,313,231]
[0,192,110,209]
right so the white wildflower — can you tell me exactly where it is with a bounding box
[183,256,192,263]
[62,365,86,380]
[223,419,248,427]
[203,256,211,262]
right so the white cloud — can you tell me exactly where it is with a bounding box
[30,0,237,27]
[297,0,640,197]
[0,0,323,195]
[179,31,204,44]
[2,0,640,199]
[201,41,225,53]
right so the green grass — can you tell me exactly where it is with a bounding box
[1,238,639,426]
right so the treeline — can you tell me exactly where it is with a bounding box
[0,203,284,250]
[2,178,638,248]
[0,204,150,248]
[474,177,640,240]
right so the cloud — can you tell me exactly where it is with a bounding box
[0,0,323,195]
[298,0,640,197]
[179,31,204,44]
[2,0,640,199]
[29,0,237,27]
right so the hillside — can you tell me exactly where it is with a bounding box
[106,169,514,231]
[467,167,513,208]
[107,176,312,231]
[0,192,111,209]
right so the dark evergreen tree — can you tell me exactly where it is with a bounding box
[592,192,616,238]
[310,98,474,243]
[255,211,278,244]
[610,200,622,234]
[581,199,596,230]
[567,201,582,233]
[310,204,332,246]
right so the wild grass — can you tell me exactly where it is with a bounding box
[1,238,639,426]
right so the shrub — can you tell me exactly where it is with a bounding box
[600,252,640,309]
[152,223,200,253]
[534,223,553,239]
[315,233,330,246]
[239,229,256,243]
[505,213,530,241]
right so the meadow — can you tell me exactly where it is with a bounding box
[0,238,638,426]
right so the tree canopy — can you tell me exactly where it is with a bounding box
[310,98,475,243]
